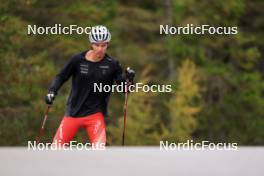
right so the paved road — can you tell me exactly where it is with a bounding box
[0,147,263,176]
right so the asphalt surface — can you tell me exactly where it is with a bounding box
[0,147,263,176]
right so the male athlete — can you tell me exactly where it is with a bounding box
[45,25,135,147]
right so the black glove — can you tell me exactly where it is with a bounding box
[125,67,135,82]
[45,91,56,105]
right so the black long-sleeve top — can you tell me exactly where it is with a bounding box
[48,50,125,117]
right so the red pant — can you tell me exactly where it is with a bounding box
[53,112,106,146]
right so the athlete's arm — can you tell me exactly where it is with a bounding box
[113,61,126,84]
[45,57,76,105]
[49,57,76,93]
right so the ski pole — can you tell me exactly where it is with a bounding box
[36,105,51,144]
[122,80,129,146]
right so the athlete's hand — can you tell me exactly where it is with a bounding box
[125,67,135,82]
[45,91,56,105]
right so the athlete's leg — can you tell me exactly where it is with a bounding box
[53,116,80,146]
[83,112,106,147]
